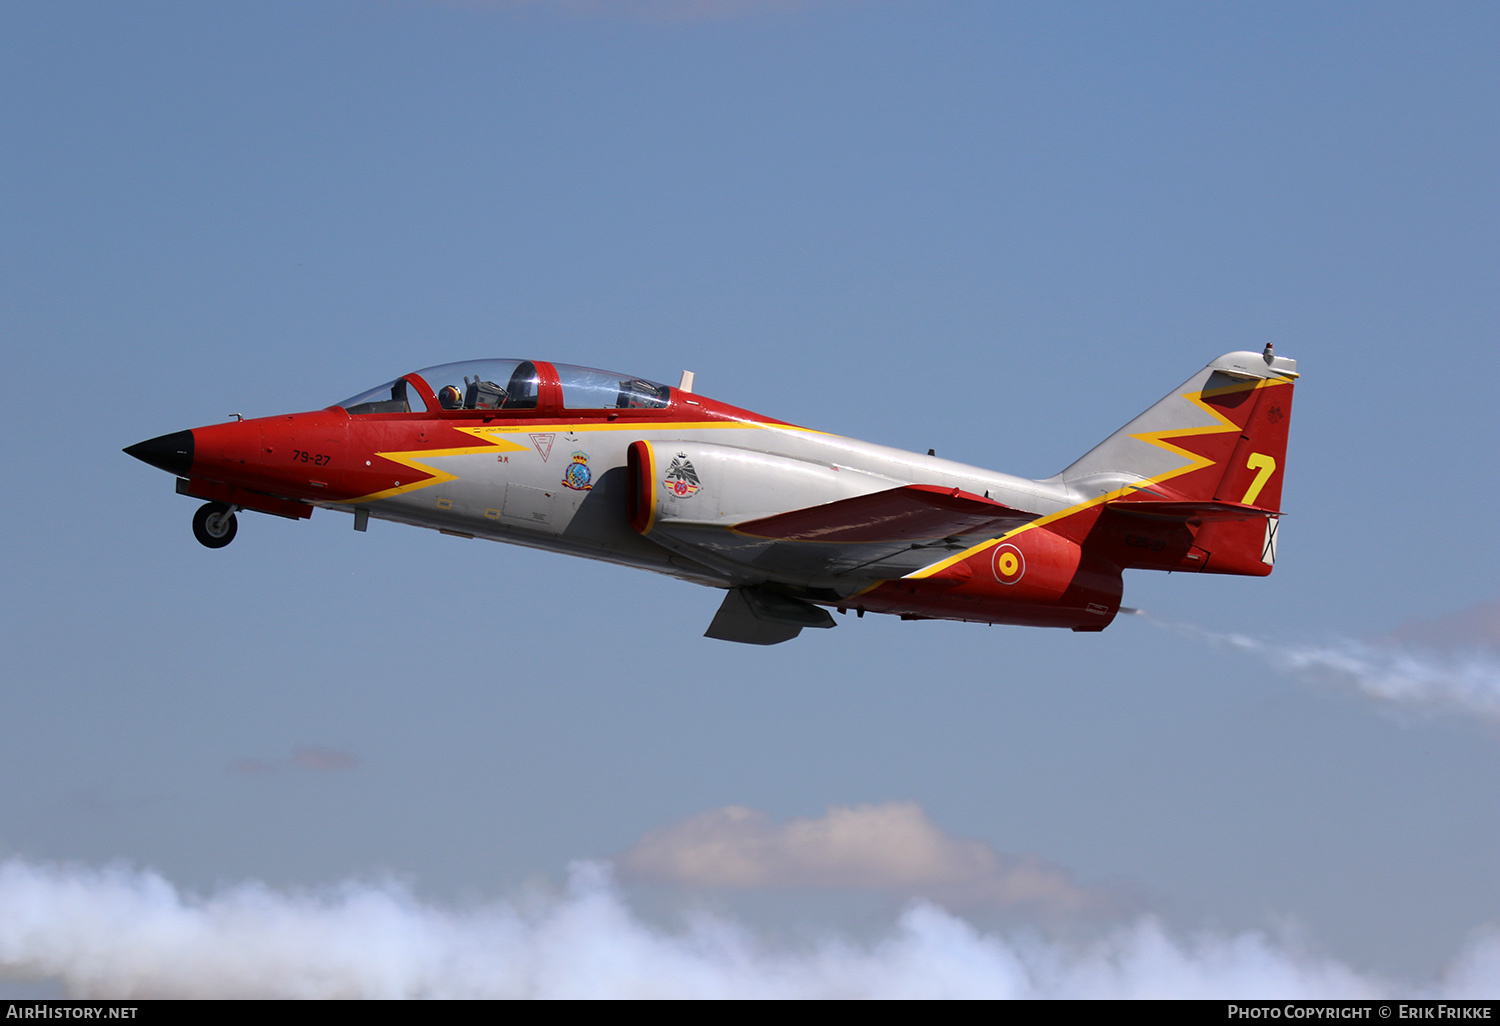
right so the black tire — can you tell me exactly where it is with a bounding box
[192,502,238,548]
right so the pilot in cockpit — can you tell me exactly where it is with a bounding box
[438,385,464,410]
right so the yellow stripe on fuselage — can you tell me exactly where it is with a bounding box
[343,418,801,505]
[347,433,534,503]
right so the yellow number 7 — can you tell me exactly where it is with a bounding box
[1241,453,1277,506]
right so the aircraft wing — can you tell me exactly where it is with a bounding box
[737,484,1033,542]
[647,484,1037,583]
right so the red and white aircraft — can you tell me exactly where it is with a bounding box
[126,348,1297,644]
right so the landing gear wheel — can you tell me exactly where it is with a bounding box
[192,502,238,548]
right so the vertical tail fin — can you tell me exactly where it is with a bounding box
[1052,347,1298,511]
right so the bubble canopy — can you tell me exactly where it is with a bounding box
[336,360,672,414]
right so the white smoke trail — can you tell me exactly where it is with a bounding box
[1139,614,1500,725]
[0,857,1495,998]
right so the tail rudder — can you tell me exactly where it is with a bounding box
[1210,368,1294,513]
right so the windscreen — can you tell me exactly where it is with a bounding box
[337,378,427,414]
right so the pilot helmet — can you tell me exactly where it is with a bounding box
[438,385,463,410]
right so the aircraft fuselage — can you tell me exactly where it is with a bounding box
[126,353,1297,644]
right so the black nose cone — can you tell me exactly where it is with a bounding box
[124,430,194,477]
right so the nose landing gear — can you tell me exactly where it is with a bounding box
[192,502,239,548]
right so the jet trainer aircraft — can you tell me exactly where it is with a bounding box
[125,347,1297,644]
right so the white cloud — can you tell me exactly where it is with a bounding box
[0,857,1495,998]
[615,802,1094,911]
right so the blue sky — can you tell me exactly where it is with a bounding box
[1,0,1497,997]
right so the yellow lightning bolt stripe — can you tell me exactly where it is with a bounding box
[899,377,1274,581]
[342,418,802,505]
[344,427,532,504]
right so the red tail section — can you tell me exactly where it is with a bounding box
[1093,375,1293,576]
[1043,349,1297,578]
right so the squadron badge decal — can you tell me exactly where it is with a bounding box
[663,453,701,497]
[562,451,593,491]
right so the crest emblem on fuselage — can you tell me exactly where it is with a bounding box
[562,450,593,491]
[664,453,701,497]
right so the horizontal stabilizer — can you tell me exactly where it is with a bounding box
[735,485,1035,543]
[1105,498,1276,522]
